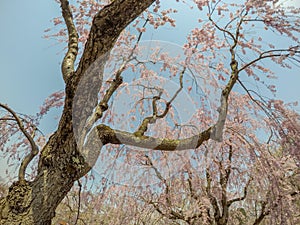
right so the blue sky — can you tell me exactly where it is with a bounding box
[0,0,64,178]
[1,0,299,120]
[0,0,299,180]
[0,0,63,115]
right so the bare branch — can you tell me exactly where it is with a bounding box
[0,103,39,182]
[211,57,239,141]
[95,124,212,151]
[142,156,186,221]
[146,155,172,209]
[134,65,185,137]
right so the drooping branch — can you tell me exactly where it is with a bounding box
[187,169,199,201]
[143,156,189,222]
[145,156,171,205]
[0,103,39,182]
[252,201,270,225]
[60,0,79,82]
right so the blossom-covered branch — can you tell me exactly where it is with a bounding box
[238,46,300,73]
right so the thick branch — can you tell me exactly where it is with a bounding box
[70,0,155,143]
[0,103,39,182]
[211,58,239,141]
[73,0,155,87]
[60,0,79,82]
[78,21,147,147]
[95,124,212,151]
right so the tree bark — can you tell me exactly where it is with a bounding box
[0,0,155,224]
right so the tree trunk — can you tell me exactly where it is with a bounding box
[0,132,80,224]
[0,0,155,224]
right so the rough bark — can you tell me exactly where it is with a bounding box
[0,0,155,224]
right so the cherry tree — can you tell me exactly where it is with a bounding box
[0,0,299,224]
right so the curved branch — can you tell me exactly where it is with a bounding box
[0,103,39,182]
[60,0,79,82]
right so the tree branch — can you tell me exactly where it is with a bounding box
[238,46,300,73]
[227,177,252,207]
[211,57,239,141]
[253,201,270,225]
[134,64,186,137]
[74,180,82,225]
[73,0,155,86]
[60,0,79,82]
[70,1,154,144]
[95,124,212,151]
[78,20,148,147]
[0,103,39,182]
[141,157,185,221]
[210,14,244,141]
[206,167,221,221]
